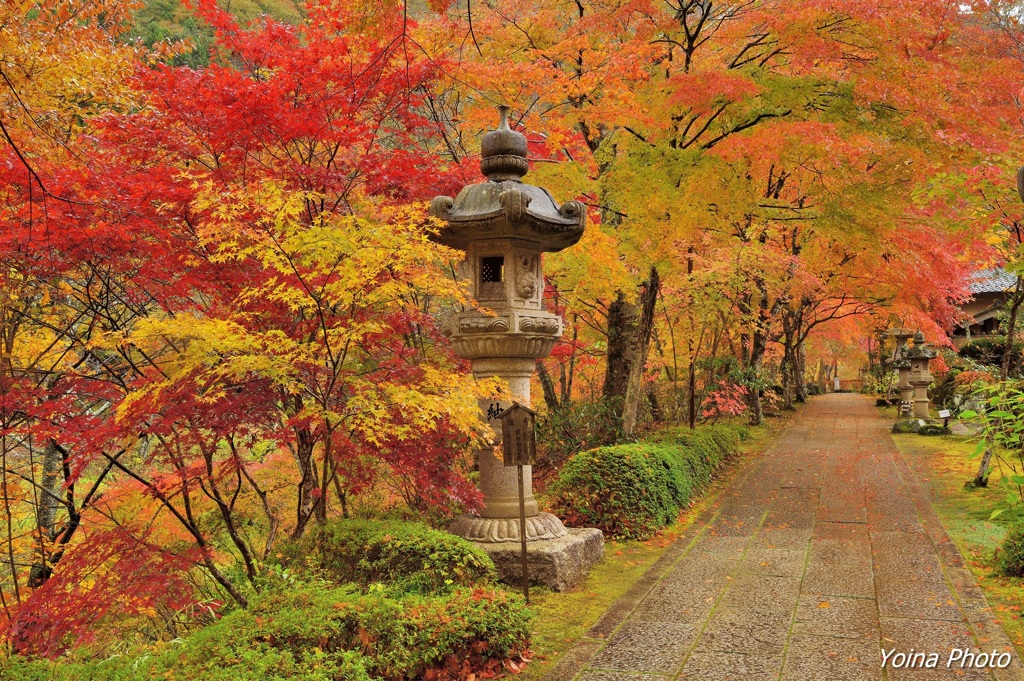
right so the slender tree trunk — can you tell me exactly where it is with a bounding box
[561,315,578,403]
[28,441,63,587]
[292,426,319,540]
[1002,278,1024,381]
[795,341,808,402]
[646,385,663,422]
[537,361,560,411]
[748,330,767,425]
[780,341,795,411]
[622,267,660,437]
[688,359,697,430]
[975,448,994,487]
[745,279,775,426]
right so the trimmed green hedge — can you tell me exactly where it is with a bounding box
[1,585,531,680]
[549,424,745,539]
[275,519,496,594]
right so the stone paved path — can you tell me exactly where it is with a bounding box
[548,394,1024,681]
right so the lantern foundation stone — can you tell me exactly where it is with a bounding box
[431,107,603,590]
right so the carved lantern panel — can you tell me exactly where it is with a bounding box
[467,239,542,310]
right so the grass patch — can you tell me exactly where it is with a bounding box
[889,423,1024,653]
[519,419,785,679]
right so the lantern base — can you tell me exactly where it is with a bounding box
[449,512,568,543]
[474,527,604,592]
[892,418,949,436]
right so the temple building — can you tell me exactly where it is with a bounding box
[951,267,1017,349]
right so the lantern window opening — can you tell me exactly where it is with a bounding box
[481,256,504,283]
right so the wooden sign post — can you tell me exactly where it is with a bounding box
[499,402,537,603]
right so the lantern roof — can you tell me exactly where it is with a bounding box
[907,331,938,360]
[429,106,586,252]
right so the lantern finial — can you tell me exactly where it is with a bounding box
[480,106,528,181]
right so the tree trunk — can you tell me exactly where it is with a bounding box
[37,441,62,541]
[621,267,660,437]
[647,385,664,422]
[28,441,63,587]
[1002,278,1024,381]
[603,292,640,400]
[745,279,775,426]
[795,341,808,402]
[559,318,578,404]
[780,305,803,410]
[780,340,795,411]
[748,329,767,425]
[688,359,697,430]
[537,361,560,411]
[974,448,994,487]
[291,426,319,539]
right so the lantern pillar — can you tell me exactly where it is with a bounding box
[907,332,937,419]
[890,329,915,417]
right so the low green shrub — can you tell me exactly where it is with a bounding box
[275,519,496,593]
[549,424,743,539]
[999,522,1024,577]
[1,585,531,681]
[548,443,681,539]
[959,337,1024,372]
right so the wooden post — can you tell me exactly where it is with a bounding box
[499,402,538,603]
[517,464,529,603]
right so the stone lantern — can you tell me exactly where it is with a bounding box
[906,331,938,419]
[887,328,915,416]
[429,107,603,590]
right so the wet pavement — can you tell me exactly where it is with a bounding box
[547,394,1024,681]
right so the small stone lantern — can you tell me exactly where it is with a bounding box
[429,107,603,590]
[906,332,937,419]
[887,329,914,416]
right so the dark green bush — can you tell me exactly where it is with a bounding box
[549,425,742,539]
[1,585,531,680]
[548,443,681,539]
[276,519,496,593]
[999,522,1024,578]
[959,337,1024,371]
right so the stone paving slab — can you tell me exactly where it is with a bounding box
[781,634,882,681]
[546,395,1024,681]
[801,561,876,598]
[678,650,784,680]
[589,621,698,673]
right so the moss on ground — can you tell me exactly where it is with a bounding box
[519,420,786,679]
[890,425,1024,653]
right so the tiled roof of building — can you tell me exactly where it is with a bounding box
[970,267,1017,294]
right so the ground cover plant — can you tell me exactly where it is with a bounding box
[889,429,1024,657]
[274,519,497,593]
[1,519,531,680]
